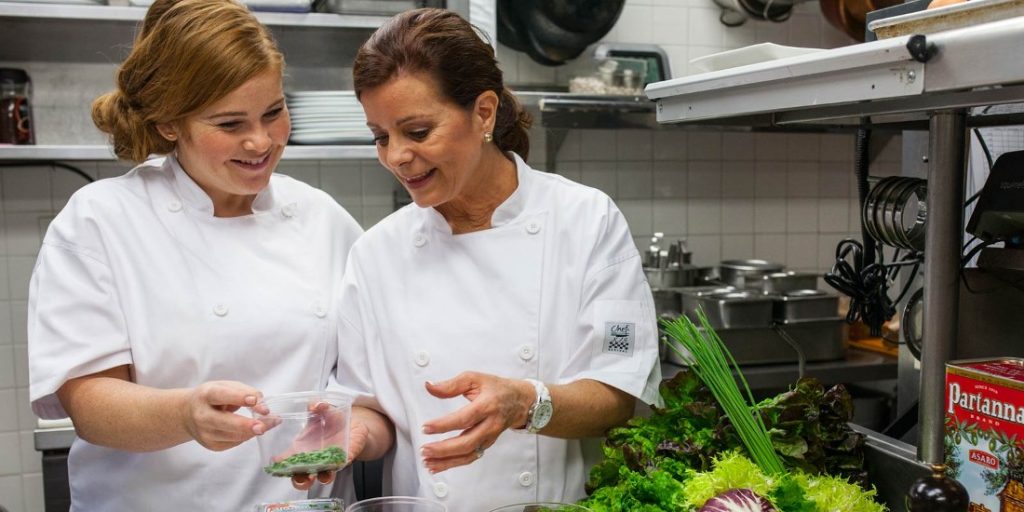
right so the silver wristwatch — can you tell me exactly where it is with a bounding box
[522,378,553,434]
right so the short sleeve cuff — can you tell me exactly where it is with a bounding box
[565,365,664,407]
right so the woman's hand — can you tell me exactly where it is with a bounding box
[286,401,352,491]
[181,380,264,452]
[289,405,390,491]
[419,372,534,474]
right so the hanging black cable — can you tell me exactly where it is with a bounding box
[0,161,96,183]
[826,122,895,336]
[854,124,874,267]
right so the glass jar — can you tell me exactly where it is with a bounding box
[0,68,35,145]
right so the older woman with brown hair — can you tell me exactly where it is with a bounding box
[27,0,391,509]
[332,8,662,509]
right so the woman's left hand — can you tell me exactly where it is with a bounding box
[419,372,533,473]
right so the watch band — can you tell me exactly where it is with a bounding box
[523,378,552,434]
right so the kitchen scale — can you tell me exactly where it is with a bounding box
[967,150,1024,273]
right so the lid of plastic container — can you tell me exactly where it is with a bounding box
[0,68,30,86]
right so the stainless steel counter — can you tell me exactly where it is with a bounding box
[662,348,898,391]
[34,426,75,451]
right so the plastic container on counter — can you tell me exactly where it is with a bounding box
[256,498,344,511]
[252,391,353,477]
[488,504,592,512]
[345,496,447,512]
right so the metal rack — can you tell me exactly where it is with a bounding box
[0,144,378,162]
[0,2,385,163]
[0,2,389,28]
[646,16,1024,465]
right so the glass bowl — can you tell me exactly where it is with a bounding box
[252,391,352,477]
[345,496,447,512]
[255,498,344,511]
[488,504,592,512]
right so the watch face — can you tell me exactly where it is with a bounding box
[531,401,553,429]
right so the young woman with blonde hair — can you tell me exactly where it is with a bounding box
[28,0,391,509]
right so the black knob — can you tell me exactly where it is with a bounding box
[906,464,969,512]
[906,34,937,63]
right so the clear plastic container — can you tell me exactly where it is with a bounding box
[256,498,345,511]
[345,496,447,512]
[488,504,592,512]
[252,391,352,477]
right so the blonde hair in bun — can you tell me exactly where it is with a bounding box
[91,0,284,162]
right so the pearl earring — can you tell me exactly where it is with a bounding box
[484,132,493,143]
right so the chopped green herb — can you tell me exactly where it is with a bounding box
[263,446,347,477]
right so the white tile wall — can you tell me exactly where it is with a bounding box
[0,3,882,511]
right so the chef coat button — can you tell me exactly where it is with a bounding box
[313,303,327,318]
[282,203,297,218]
[518,471,534,487]
[167,200,182,213]
[213,304,229,317]
[526,222,540,235]
[518,344,536,361]
[413,234,427,247]
[414,350,430,367]
[432,481,448,498]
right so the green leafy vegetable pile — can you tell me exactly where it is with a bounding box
[577,313,881,511]
[262,446,347,477]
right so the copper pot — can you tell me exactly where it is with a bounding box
[820,0,902,41]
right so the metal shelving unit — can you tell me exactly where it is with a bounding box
[0,2,389,28]
[0,144,378,162]
[0,2,386,163]
[646,16,1024,466]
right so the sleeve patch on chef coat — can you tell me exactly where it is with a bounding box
[603,322,635,356]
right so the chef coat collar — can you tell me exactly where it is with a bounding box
[166,154,278,215]
[421,152,531,234]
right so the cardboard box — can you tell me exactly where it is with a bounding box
[945,358,1024,512]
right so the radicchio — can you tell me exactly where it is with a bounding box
[699,489,777,512]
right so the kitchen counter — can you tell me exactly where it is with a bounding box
[34,425,75,451]
[35,418,75,451]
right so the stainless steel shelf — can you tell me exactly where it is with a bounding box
[646,16,1024,465]
[0,144,378,162]
[283,145,377,160]
[0,2,388,29]
[646,17,1024,130]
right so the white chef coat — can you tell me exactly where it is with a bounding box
[28,155,362,511]
[332,153,662,510]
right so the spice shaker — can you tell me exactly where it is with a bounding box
[0,68,35,145]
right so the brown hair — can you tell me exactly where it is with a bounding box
[353,8,532,160]
[91,0,284,162]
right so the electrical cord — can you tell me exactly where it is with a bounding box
[824,239,923,337]
[824,239,892,336]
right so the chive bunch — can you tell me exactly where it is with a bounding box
[661,310,785,475]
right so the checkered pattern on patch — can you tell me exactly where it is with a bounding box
[603,322,635,356]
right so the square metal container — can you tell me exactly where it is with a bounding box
[692,290,774,329]
[757,271,821,294]
[772,290,840,322]
[664,316,844,365]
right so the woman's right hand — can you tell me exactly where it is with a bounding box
[181,381,264,451]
